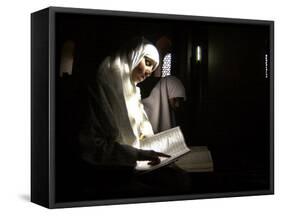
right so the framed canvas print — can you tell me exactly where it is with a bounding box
[31,6,274,208]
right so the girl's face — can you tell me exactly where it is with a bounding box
[131,57,155,83]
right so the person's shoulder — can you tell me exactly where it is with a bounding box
[162,75,182,84]
[97,56,118,80]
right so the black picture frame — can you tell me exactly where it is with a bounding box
[31,6,274,208]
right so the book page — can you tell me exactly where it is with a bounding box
[135,127,190,172]
[175,146,214,172]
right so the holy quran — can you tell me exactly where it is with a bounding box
[135,127,190,172]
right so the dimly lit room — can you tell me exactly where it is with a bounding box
[54,12,271,202]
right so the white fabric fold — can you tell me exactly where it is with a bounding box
[96,40,159,148]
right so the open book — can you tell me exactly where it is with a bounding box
[135,127,190,173]
[175,146,214,172]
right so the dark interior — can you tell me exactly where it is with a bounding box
[55,12,271,202]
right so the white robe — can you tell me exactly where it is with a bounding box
[142,76,186,133]
[96,43,159,148]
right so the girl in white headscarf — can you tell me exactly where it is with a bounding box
[80,37,169,168]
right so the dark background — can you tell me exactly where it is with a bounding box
[54,12,271,202]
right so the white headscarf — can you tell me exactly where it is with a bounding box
[129,43,160,72]
[96,39,159,148]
